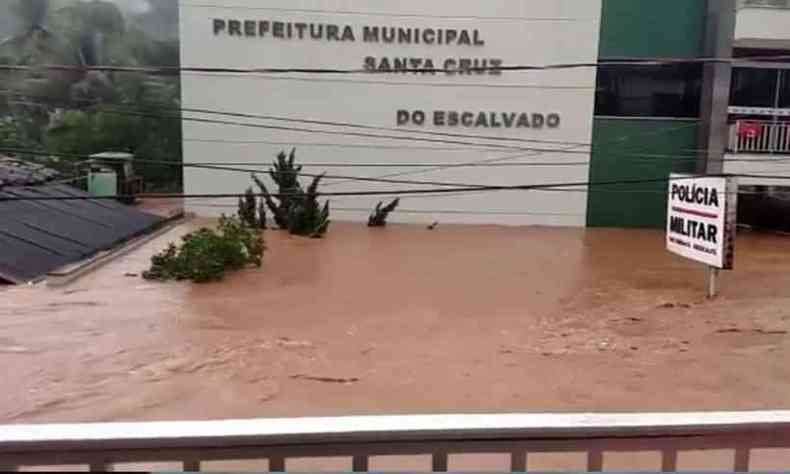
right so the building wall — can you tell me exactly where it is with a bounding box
[587,0,708,228]
[598,0,706,59]
[179,0,602,226]
[724,153,790,186]
[735,7,790,45]
[587,119,699,228]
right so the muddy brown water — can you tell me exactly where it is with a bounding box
[3,221,790,470]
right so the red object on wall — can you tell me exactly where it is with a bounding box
[738,121,762,139]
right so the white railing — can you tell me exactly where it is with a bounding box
[728,120,790,154]
[738,0,790,9]
[2,412,790,471]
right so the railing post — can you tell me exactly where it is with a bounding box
[269,456,286,472]
[432,451,448,472]
[661,449,678,472]
[587,449,603,472]
[352,455,369,472]
[731,122,739,153]
[510,450,527,472]
[90,461,112,472]
[734,447,750,472]
[769,121,778,154]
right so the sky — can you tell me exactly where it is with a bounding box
[111,0,152,15]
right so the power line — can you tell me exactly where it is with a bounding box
[177,106,591,147]
[0,147,579,189]
[10,100,713,176]
[327,122,702,186]
[193,202,587,217]
[1,174,781,202]
[6,94,590,148]
[5,98,777,186]
[174,72,596,90]
[11,99,774,194]
[0,111,704,192]
[184,137,577,152]
[10,102,571,153]
[3,56,790,76]
[8,93,716,158]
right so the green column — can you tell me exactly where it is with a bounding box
[599,0,706,59]
[588,0,708,228]
[587,119,699,228]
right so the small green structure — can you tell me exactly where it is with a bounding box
[87,152,143,204]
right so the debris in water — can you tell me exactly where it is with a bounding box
[658,302,691,309]
[427,221,439,230]
[716,328,742,334]
[277,337,313,348]
[753,328,788,335]
[62,289,86,295]
[290,374,359,384]
[0,346,32,354]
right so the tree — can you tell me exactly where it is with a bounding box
[253,149,303,229]
[287,174,330,238]
[237,186,268,229]
[251,149,331,237]
[0,0,183,192]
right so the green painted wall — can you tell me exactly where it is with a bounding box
[588,0,707,228]
[599,0,707,58]
[586,119,699,228]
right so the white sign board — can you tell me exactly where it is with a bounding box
[666,174,738,269]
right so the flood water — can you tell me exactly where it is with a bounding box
[3,221,790,469]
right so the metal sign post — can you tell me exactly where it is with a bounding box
[707,267,719,299]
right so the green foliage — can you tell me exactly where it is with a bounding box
[368,198,400,227]
[288,174,331,238]
[270,148,302,190]
[252,149,331,237]
[237,186,265,229]
[267,148,303,220]
[0,118,21,148]
[143,215,265,283]
[252,149,302,229]
[252,173,288,229]
[0,0,183,192]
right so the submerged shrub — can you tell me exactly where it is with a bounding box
[143,215,265,283]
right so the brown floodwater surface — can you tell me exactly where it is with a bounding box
[3,221,790,430]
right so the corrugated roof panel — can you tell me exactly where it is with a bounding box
[0,233,72,284]
[0,184,164,283]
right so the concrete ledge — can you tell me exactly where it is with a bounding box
[46,214,190,288]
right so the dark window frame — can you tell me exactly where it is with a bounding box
[594,63,703,119]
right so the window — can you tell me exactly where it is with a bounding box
[594,64,702,118]
[730,68,779,108]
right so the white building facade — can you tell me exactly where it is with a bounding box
[179,0,602,226]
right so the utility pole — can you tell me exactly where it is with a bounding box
[699,0,736,298]
[699,0,736,175]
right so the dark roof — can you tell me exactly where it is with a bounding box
[0,184,163,283]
